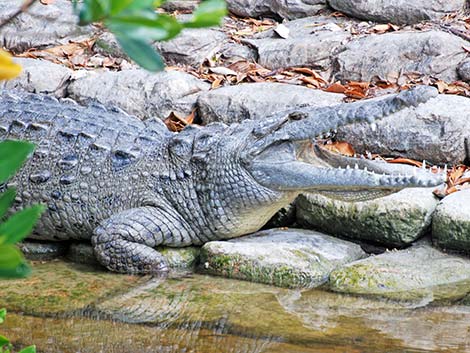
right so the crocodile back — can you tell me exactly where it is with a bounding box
[0,90,172,240]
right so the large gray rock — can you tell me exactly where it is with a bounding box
[243,16,354,70]
[297,188,439,247]
[197,82,344,124]
[227,0,326,20]
[95,28,227,67]
[458,60,470,82]
[327,0,466,25]
[0,0,92,52]
[335,31,468,83]
[200,228,367,288]
[433,189,470,253]
[0,58,72,96]
[68,69,210,119]
[329,243,470,303]
[336,93,470,165]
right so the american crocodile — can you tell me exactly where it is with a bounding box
[0,87,444,274]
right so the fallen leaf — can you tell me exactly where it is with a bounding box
[323,141,355,156]
[164,110,195,132]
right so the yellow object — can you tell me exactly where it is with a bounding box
[0,50,21,80]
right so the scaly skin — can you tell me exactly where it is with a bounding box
[0,87,444,274]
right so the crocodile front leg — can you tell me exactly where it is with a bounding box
[91,206,192,274]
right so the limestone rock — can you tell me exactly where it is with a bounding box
[433,189,470,253]
[0,58,72,96]
[296,188,439,247]
[336,93,470,165]
[243,16,353,70]
[0,0,92,52]
[19,241,68,261]
[200,228,367,288]
[335,31,468,83]
[161,0,200,12]
[327,0,466,25]
[458,60,470,82]
[329,243,470,303]
[227,0,326,20]
[68,69,210,119]
[197,82,344,124]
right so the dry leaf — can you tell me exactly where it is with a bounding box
[323,141,355,156]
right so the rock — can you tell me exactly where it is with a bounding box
[0,261,143,315]
[0,0,92,52]
[197,82,344,124]
[200,228,366,288]
[329,243,470,303]
[227,0,326,20]
[67,69,210,119]
[336,93,470,165]
[155,28,227,67]
[335,31,468,83]
[0,58,72,96]
[458,60,470,82]
[432,189,470,253]
[327,0,466,25]
[161,0,200,12]
[67,242,200,270]
[296,188,439,247]
[95,28,227,67]
[243,16,353,70]
[19,241,68,261]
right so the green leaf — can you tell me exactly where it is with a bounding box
[0,335,9,347]
[78,0,107,24]
[109,0,154,15]
[0,189,15,219]
[0,141,34,184]
[184,0,227,28]
[107,13,183,41]
[0,205,45,245]
[18,346,36,353]
[115,35,165,71]
[0,308,6,323]
[0,261,31,279]
[0,245,31,279]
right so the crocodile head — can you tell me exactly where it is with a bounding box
[238,85,446,201]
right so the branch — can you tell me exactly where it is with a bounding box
[0,0,38,31]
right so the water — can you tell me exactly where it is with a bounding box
[1,261,470,353]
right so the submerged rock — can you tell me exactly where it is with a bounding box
[329,243,470,303]
[197,82,344,124]
[243,16,354,70]
[0,0,92,52]
[327,0,466,25]
[335,31,468,83]
[336,93,470,165]
[227,0,326,20]
[200,228,367,288]
[297,188,438,247]
[1,58,72,96]
[432,189,470,253]
[68,69,209,120]
[0,261,142,315]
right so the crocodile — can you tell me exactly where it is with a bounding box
[0,87,444,274]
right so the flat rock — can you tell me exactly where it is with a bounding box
[0,0,92,52]
[432,189,470,253]
[19,241,68,261]
[161,0,200,12]
[335,30,468,83]
[68,69,210,119]
[296,188,439,247]
[0,58,72,96]
[243,16,354,70]
[67,243,200,270]
[199,228,367,288]
[197,82,344,124]
[458,60,470,82]
[327,0,466,25]
[329,243,470,303]
[336,93,470,165]
[0,261,142,315]
[227,0,326,20]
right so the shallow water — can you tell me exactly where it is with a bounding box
[2,262,470,353]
